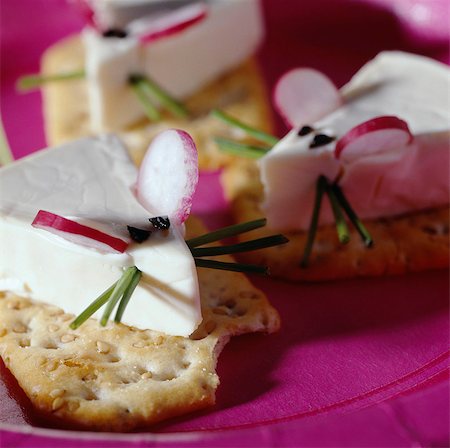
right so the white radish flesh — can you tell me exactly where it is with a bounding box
[137,129,199,225]
[32,210,128,253]
[335,115,413,162]
[273,68,342,128]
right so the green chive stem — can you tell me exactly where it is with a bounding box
[194,258,268,275]
[69,282,117,330]
[114,268,142,323]
[212,109,279,146]
[331,184,373,247]
[0,116,13,165]
[129,74,188,119]
[186,218,267,248]
[300,176,328,268]
[100,267,138,326]
[16,70,85,92]
[214,137,271,159]
[326,183,350,245]
[129,79,161,121]
[191,234,288,257]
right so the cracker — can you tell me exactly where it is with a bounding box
[0,216,280,431]
[222,164,450,281]
[41,35,274,171]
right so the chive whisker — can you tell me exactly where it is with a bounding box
[214,137,271,159]
[129,74,188,119]
[69,282,117,330]
[16,70,86,92]
[325,183,350,245]
[114,268,142,323]
[186,218,267,248]
[194,258,268,275]
[100,267,138,326]
[331,184,373,247]
[191,234,288,257]
[212,109,279,146]
[0,119,13,166]
[129,77,161,121]
[301,176,327,268]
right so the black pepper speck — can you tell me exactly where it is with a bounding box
[127,226,151,243]
[298,125,314,136]
[149,216,171,230]
[102,28,128,39]
[309,134,335,148]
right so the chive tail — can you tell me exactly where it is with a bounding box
[212,109,279,146]
[326,183,350,245]
[129,78,161,121]
[191,234,288,257]
[186,218,267,248]
[300,176,327,268]
[16,70,86,92]
[214,137,271,159]
[69,282,117,330]
[114,268,142,323]
[129,74,188,119]
[100,267,138,326]
[0,118,13,165]
[194,258,268,275]
[331,184,373,247]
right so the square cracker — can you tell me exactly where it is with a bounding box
[41,35,274,171]
[0,216,280,431]
[222,163,450,281]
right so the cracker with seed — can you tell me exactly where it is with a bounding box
[222,164,450,281]
[41,35,274,171]
[0,216,280,431]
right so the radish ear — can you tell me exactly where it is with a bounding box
[335,116,414,162]
[130,2,208,44]
[273,68,342,128]
[137,129,199,225]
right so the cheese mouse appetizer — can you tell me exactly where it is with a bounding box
[0,131,284,430]
[218,52,450,281]
[18,0,272,170]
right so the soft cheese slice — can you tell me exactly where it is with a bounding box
[82,0,264,131]
[0,135,201,336]
[260,52,450,231]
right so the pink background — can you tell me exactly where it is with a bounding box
[0,0,449,446]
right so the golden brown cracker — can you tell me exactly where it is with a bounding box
[0,217,280,431]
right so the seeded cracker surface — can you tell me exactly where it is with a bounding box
[0,217,280,431]
[222,163,450,281]
[41,35,274,171]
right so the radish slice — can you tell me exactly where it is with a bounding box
[32,210,128,253]
[71,0,98,29]
[130,2,208,45]
[137,129,199,225]
[335,116,414,162]
[273,68,343,128]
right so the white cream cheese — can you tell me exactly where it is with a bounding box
[0,135,201,336]
[260,52,450,231]
[82,0,264,131]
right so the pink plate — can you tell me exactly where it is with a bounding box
[1,1,449,446]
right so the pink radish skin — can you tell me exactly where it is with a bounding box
[135,3,207,45]
[137,129,199,225]
[273,68,343,128]
[32,210,128,253]
[335,116,414,162]
[72,0,98,29]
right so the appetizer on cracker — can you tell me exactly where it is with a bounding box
[219,51,450,281]
[18,0,273,170]
[0,130,285,430]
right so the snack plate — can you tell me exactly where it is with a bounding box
[1,0,449,446]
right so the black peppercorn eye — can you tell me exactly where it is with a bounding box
[298,125,314,136]
[127,226,151,243]
[309,133,335,148]
[149,216,171,230]
[102,28,128,39]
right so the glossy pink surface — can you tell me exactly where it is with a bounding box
[0,0,449,446]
